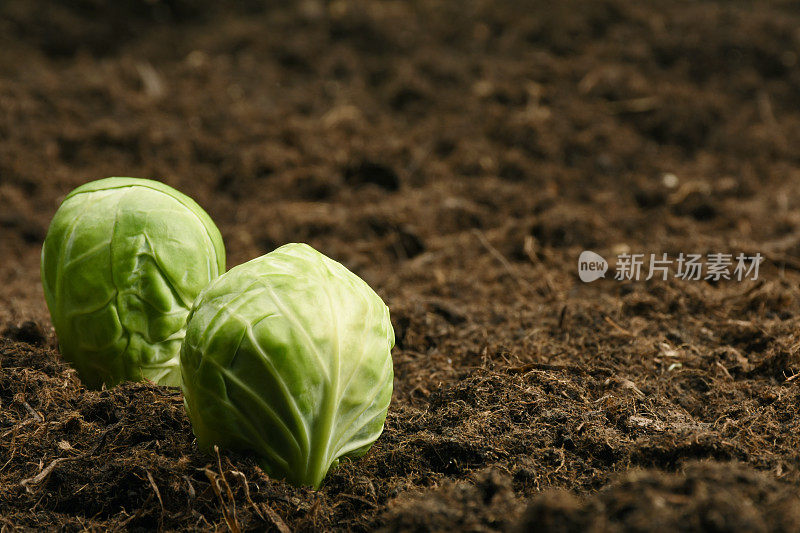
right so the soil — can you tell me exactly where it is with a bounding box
[2,0,800,531]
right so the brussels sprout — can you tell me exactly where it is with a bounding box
[41,177,225,389]
[181,243,394,488]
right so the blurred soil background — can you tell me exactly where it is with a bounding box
[3,0,800,531]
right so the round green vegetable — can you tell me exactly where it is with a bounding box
[181,243,394,488]
[41,177,225,389]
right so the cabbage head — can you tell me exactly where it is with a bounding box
[180,243,394,488]
[41,177,225,389]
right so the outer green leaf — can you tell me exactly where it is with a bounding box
[41,177,226,389]
[181,243,394,488]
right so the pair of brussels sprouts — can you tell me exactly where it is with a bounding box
[41,177,394,488]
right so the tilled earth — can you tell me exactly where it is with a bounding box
[2,1,800,531]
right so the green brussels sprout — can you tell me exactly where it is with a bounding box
[41,177,225,389]
[181,243,394,488]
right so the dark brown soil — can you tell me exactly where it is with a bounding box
[3,0,800,531]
